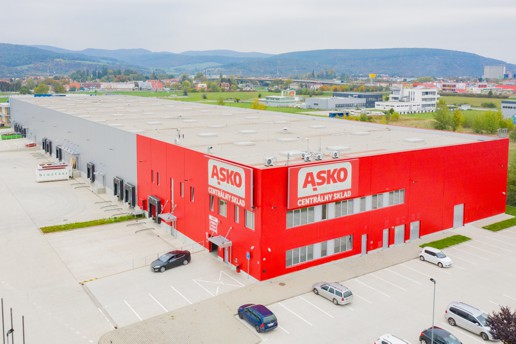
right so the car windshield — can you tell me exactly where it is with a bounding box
[436,252,447,258]
[478,313,488,326]
[159,253,173,262]
[263,315,277,323]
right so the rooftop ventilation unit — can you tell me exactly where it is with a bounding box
[264,156,276,167]
[331,151,340,159]
[314,152,323,161]
[303,153,312,162]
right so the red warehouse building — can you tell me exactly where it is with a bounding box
[11,95,509,282]
[134,101,509,281]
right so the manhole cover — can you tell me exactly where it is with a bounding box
[279,282,286,286]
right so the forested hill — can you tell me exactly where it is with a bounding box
[1,43,514,78]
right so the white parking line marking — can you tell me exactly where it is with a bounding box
[278,325,290,334]
[489,300,501,306]
[148,293,168,312]
[402,264,432,277]
[193,279,215,296]
[482,236,516,248]
[220,270,245,287]
[473,240,512,253]
[279,302,313,326]
[170,285,192,304]
[123,300,142,321]
[503,294,516,301]
[353,279,391,297]
[370,274,407,291]
[461,243,502,256]
[447,247,490,261]
[386,268,422,285]
[299,296,335,318]
[354,294,373,304]
[97,308,112,324]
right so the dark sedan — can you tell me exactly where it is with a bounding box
[420,326,462,344]
[151,250,191,272]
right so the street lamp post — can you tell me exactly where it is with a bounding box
[430,278,436,344]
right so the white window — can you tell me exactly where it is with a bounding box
[234,205,240,223]
[245,209,254,230]
[209,195,215,211]
[218,199,227,217]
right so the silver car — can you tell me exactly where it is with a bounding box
[312,282,353,305]
[444,302,495,341]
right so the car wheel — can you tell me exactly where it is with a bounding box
[481,332,489,341]
[332,298,339,305]
[448,317,456,326]
[183,259,189,265]
[313,288,319,295]
[419,255,425,261]
[160,266,165,273]
[438,262,443,268]
[420,339,428,344]
[255,325,261,333]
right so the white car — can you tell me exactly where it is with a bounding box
[419,247,452,268]
[374,333,412,344]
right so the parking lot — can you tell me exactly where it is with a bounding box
[239,225,516,343]
[2,137,516,344]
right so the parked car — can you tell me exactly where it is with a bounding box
[312,282,353,305]
[419,326,462,344]
[237,304,278,333]
[151,250,191,272]
[419,247,453,268]
[444,302,495,341]
[374,333,412,344]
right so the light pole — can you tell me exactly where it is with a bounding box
[430,278,436,344]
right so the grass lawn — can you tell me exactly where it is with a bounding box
[419,234,471,249]
[440,95,505,108]
[40,214,143,233]
[483,205,516,232]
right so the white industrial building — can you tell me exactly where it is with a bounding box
[375,85,438,114]
[483,65,506,80]
[305,97,366,110]
[501,100,516,124]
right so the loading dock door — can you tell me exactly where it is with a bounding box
[409,221,420,241]
[87,162,95,183]
[394,225,405,246]
[113,176,124,200]
[148,196,162,224]
[453,204,464,228]
[382,228,389,249]
[124,183,136,207]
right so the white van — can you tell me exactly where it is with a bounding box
[444,302,495,341]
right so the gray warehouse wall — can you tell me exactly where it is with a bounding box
[10,98,137,198]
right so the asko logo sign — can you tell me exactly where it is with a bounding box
[208,159,253,208]
[288,160,358,208]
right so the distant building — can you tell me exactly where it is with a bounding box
[260,90,300,107]
[305,97,366,110]
[483,65,506,80]
[0,101,10,125]
[375,85,438,114]
[101,82,135,91]
[440,82,467,93]
[501,100,516,124]
[332,92,383,108]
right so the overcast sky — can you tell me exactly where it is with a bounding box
[3,0,516,63]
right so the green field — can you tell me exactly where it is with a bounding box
[440,95,507,108]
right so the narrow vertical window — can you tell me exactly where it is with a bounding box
[209,195,214,211]
[234,205,240,223]
[245,209,255,230]
[218,199,227,217]
[190,186,194,203]
[156,172,160,186]
[151,169,154,183]
[179,182,184,198]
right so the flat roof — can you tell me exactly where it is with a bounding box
[14,95,499,168]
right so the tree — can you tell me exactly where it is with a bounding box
[19,86,31,94]
[450,109,465,132]
[251,99,266,110]
[53,84,66,94]
[34,83,49,94]
[433,99,451,130]
[486,306,516,343]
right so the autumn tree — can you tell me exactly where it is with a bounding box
[433,99,451,130]
[34,83,49,94]
[450,109,465,132]
[486,306,516,344]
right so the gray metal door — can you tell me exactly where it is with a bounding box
[361,234,367,256]
[453,204,464,228]
[394,225,405,245]
[383,228,389,249]
[410,221,420,241]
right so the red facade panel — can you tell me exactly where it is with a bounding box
[137,134,508,281]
